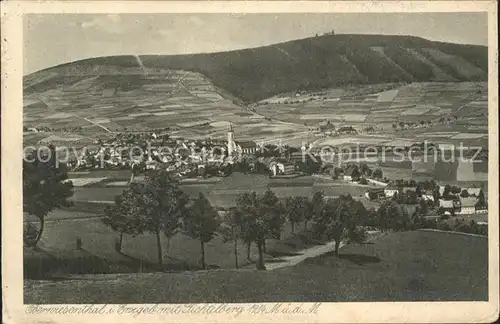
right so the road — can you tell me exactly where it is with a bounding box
[265,240,345,270]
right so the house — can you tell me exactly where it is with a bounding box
[145,161,159,170]
[439,199,455,214]
[290,151,306,162]
[236,141,258,154]
[365,187,385,200]
[337,126,357,134]
[270,162,295,176]
[343,175,352,181]
[384,185,399,198]
[439,199,460,214]
[422,191,435,202]
[401,187,417,194]
[318,120,336,133]
[458,197,479,215]
[197,164,206,176]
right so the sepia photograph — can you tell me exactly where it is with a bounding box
[2,1,499,323]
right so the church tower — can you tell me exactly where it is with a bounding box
[227,123,235,157]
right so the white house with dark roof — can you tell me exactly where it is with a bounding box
[235,141,258,154]
[439,199,456,214]
[458,197,479,215]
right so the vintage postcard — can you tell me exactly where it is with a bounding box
[1,1,499,323]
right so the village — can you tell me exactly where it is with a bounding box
[42,120,487,225]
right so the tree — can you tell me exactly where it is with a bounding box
[284,196,307,233]
[235,189,284,270]
[219,207,242,269]
[102,187,143,252]
[377,200,409,231]
[432,186,441,205]
[24,222,39,247]
[359,177,368,185]
[372,168,383,179]
[359,164,370,176]
[135,169,189,265]
[418,199,429,216]
[313,195,366,256]
[460,189,470,198]
[259,189,285,250]
[406,190,418,204]
[235,192,263,269]
[297,155,321,175]
[350,166,361,181]
[183,193,219,269]
[23,146,74,247]
[310,191,324,229]
[437,206,445,216]
[477,190,486,208]
[442,185,452,198]
[303,198,314,230]
[332,167,341,180]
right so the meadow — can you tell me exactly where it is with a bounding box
[25,230,488,303]
[66,171,374,207]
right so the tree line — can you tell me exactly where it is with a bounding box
[100,171,373,270]
[23,149,376,270]
[23,149,487,273]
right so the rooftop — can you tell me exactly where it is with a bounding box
[235,141,257,148]
[460,197,479,208]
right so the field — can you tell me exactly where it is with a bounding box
[64,172,378,207]
[23,170,386,281]
[24,205,322,278]
[23,76,488,148]
[23,33,488,148]
[255,82,488,140]
[25,230,488,303]
[23,69,310,145]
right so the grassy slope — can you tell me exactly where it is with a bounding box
[24,230,488,303]
[25,34,487,102]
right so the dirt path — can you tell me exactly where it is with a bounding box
[264,230,382,270]
[265,240,345,270]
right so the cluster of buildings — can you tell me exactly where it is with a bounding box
[316,120,357,135]
[69,126,260,176]
[435,186,487,216]
[365,183,487,216]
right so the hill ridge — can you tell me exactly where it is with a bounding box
[24,33,487,102]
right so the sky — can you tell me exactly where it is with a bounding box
[23,12,488,75]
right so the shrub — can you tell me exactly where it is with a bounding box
[23,222,38,247]
[437,221,451,231]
